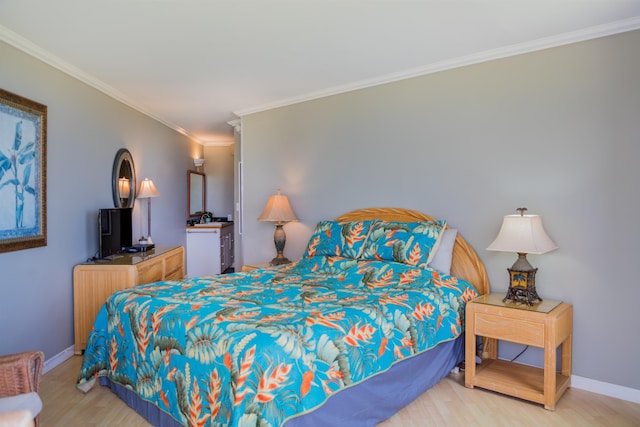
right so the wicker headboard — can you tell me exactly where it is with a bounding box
[334,207,490,295]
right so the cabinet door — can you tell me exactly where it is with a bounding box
[228,232,234,267]
[187,229,221,277]
[221,232,229,271]
[220,227,234,272]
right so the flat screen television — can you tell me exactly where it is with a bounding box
[99,207,133,258]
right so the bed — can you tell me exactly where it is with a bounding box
[77,207,489,426]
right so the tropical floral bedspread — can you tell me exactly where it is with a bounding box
[77,256,478,427]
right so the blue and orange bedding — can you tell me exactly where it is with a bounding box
[77,254,477,427]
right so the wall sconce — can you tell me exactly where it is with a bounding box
[258,189,298,265]
[487,207,557,305]
[194,158,205,172]
[137,178,160,246]
[118,177,130,202]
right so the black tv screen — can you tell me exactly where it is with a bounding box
[99,207,133,258]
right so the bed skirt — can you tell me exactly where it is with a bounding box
[100,335,464,427]
[285,335,464,426]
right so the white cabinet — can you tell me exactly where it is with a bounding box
[186,224,234,277]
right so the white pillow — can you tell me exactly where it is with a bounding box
[428,228,457,275]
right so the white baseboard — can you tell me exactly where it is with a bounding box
[571,375,640,404]
[43,345,75,374]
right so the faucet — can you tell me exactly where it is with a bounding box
[200,213,207,224]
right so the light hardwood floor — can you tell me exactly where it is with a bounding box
[40,356,640,426]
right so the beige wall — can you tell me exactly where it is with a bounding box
[0,41,199,359]
[203,144,235,220]
[239,30,640,390]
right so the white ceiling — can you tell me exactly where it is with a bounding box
[2,1,640,145]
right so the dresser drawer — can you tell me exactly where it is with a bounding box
[165,249,184,279]
[137,257,164,284]
[474,312,545,347]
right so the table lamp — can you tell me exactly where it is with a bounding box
[487,207,557,305]
[137,178,160,245]
[258,189,298,265]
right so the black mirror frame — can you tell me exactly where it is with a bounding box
[112,148,137,208]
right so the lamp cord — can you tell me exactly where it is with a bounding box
[510,345,529,362]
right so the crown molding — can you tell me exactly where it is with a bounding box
[234,16,640,117]
[3,17,639,132]
[0,24,203,144]
[227,119,241,134]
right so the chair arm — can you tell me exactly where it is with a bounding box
[0,351,44,398]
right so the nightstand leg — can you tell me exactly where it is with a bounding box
[544,333,557,410]
[465,306,476,388]
[562,333,572,376]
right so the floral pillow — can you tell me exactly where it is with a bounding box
[303,220,378,259]
[360,220,447,268]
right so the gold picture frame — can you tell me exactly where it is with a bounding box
[0,89,47,253]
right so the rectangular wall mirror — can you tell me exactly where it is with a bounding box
[188,170,205,216]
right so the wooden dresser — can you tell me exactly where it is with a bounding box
[73,245,184,354]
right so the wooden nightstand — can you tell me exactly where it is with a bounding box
[465,293,573,410]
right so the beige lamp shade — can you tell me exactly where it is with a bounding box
[258,189,298,223]
[487,213,557,255]
[138,178,160,199]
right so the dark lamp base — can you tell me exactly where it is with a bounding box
[503,266,542,306]
[270,255,291,266]
[270,223,291,266]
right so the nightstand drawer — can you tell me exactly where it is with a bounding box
[475,313,545,347]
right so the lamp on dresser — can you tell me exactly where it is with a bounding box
[137,178,160,246]
[258,189,298,265]
[487,207,558,305]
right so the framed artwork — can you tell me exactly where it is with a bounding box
[0,89,47,253]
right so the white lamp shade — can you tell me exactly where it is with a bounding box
[138,178,160,199]
[258,189,298,223]
[487,214,557,254]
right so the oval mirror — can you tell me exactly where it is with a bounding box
[112,148,137,208]
[188,170,205,216]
